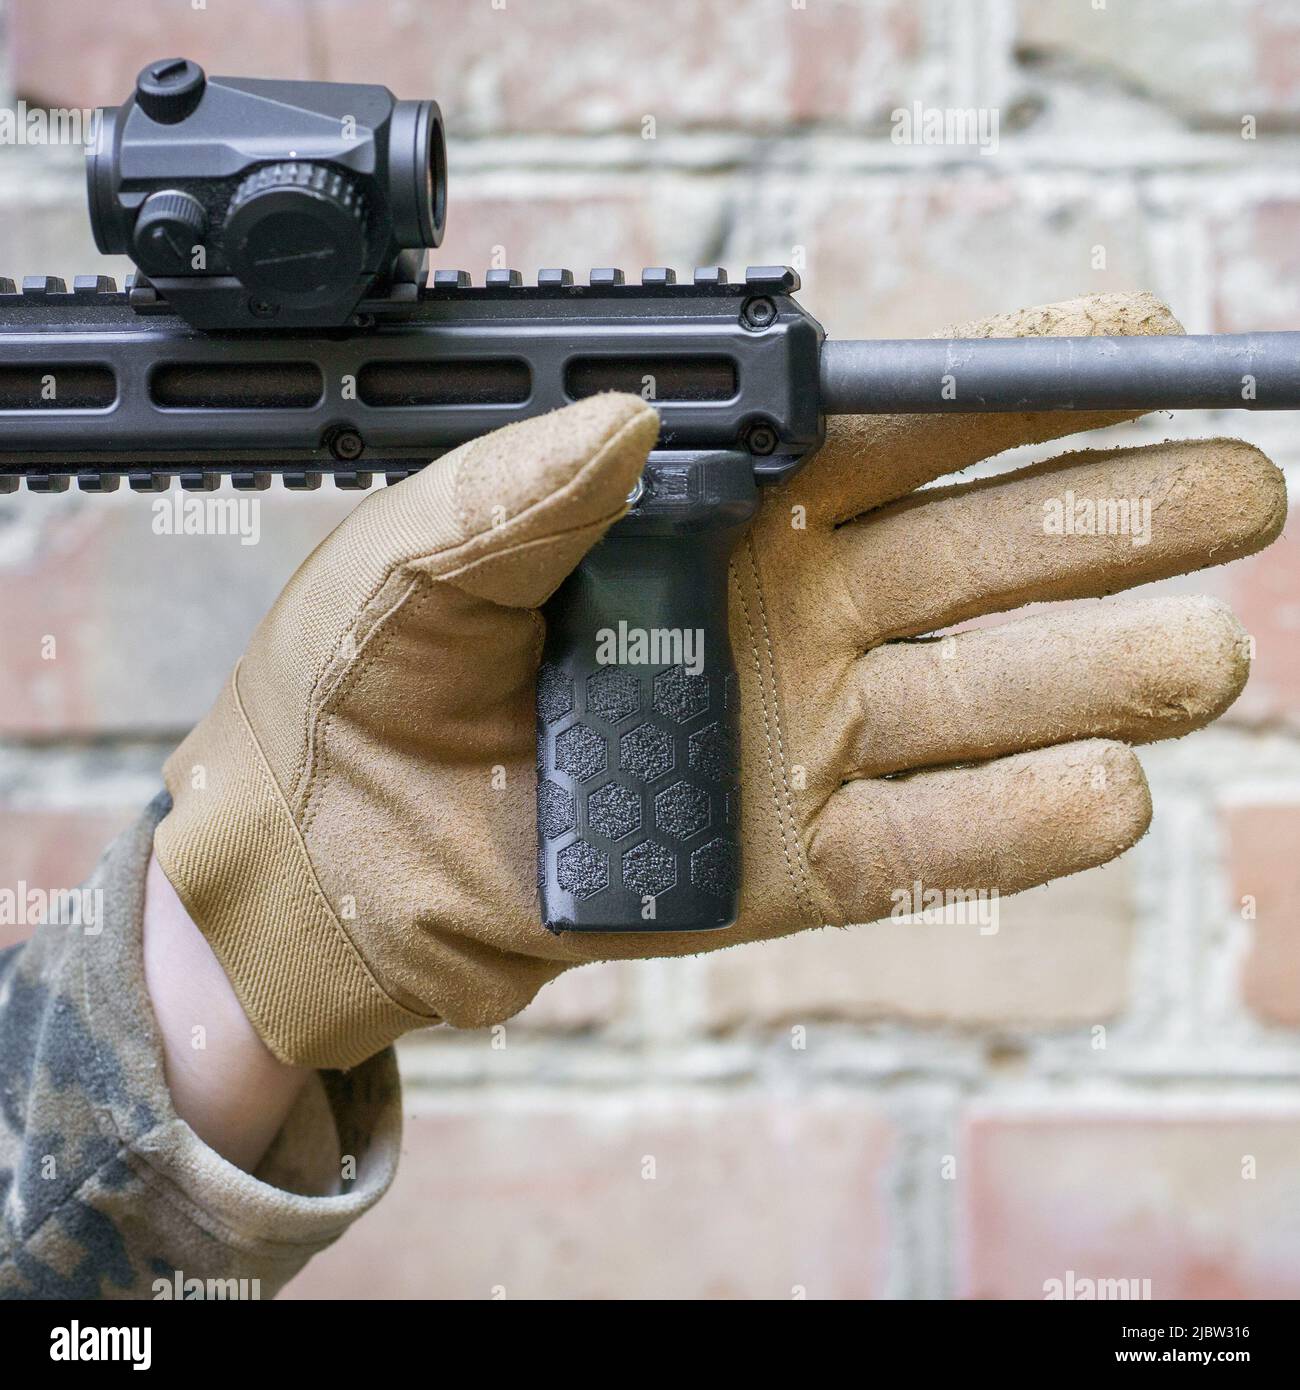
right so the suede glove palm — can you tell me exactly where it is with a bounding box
[155,291,1287,1068]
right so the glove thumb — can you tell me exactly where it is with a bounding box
[405,392,659,607]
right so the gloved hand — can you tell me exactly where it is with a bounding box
[155,291,1286,1069]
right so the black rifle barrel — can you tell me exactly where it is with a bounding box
[818,331,1300,413]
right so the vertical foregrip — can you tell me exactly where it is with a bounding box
[536,452,759,932]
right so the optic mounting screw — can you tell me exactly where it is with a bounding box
[249,298,279,318]
[741,296,777,331]
[329,428,365,462]
[743,422,778,456]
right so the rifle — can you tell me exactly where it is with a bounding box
[3,59,1297,933]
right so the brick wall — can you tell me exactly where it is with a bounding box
[2,0,1298,1299]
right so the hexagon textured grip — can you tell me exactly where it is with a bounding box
[534,455,756,931]
[537,655,740,931]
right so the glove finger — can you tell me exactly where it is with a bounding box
[835,436,1285,642]
[806,290,1184,525]
[844,594,1247,778]
[808,739,1151,925]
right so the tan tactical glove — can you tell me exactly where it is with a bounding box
[155,291,1287,1069]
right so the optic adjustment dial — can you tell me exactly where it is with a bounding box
[133,190,207,274]
[223,163,368,304]
[134,58,206,124]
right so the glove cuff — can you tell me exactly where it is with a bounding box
[153,668,434,1069]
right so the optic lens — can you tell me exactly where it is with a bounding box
[389,99,446,249]
[85,106,126,255]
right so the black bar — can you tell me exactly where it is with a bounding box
[819,332,1300,413]
[0,283,823,481]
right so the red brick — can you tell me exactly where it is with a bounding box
[0,807,136,950]
[0,490,357,736]
[8,0,315,109]
[0,173,123,291]
[793,175,1154,341]
[1017,0,1300,122]
[1224,803,1300,1027]
[281,1095,894,1299]
[701,861,1136,1030]
[1220,512,1300,730]
[318,0,925,135]
[961,1111,1300,1299]
[1209,199,1300,335]
[507,960,630,1031]
[433,182,675,286]
[8,0,927,134]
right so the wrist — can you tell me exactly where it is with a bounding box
[155,676,427,1067]
[142,847,311,1172]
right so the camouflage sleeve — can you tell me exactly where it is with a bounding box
[0,793,402,1300]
